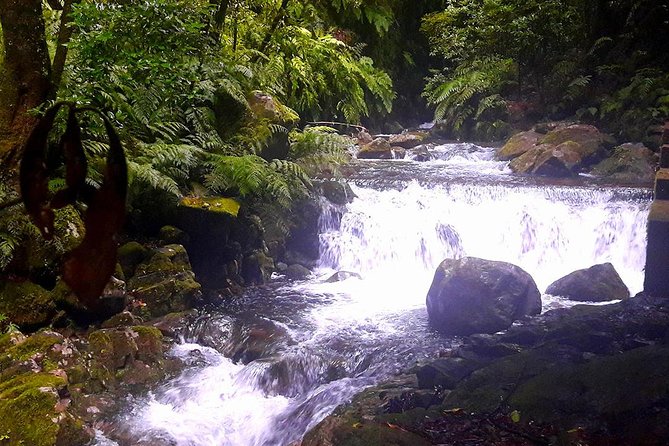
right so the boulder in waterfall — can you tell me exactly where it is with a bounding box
[507,124,614,176]
[388,131,428,149]
[357,138,393,159]
[391,146,406,159]
[285,263,311,280]
[408,144,434,161]
[545,263,629,302]
[315,179,356,205]
[589,143,657,185]
[426,257,541,335]
[325,271,363,282]
[496,130,542,161]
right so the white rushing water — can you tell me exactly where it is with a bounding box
[107,143,651,446]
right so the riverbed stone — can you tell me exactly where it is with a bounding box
[285,263,311,280]
[496,130,542,161]
[426,257,541,335]
[546,263,629,302]
[0,280,57,330]
[357,138,393,159]
[388,131,428,149]
[590,143,657,185]
[407,144,434,161]
[127,244,202,318]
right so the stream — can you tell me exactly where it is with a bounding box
[100,142,651,446]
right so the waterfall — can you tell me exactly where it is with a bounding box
[101,143,651,446]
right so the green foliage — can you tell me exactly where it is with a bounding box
[597,69,669,140]
[424,58,515,138]
[289,126,352,175]
[205,155,310,208]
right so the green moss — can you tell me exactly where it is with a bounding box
[0,331,62,370]
[0,373,66,446]
[0,281,56,329]
[131,326,163,363]
[180,196,240,217]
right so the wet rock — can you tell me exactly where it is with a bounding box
[127,244,202,318]
[241,250,275,285]
[316,179,356,205]
[159,225,189,246]
[285,196,322,264]
[357,138,393,159]
[101,311,138,329]
[407,144,434,161]
[496,130,542,161]
[415,356,485,390]
[426,257,541,335]
[151,310,198,339]
[87,326,165,391]
[388,131,428,149]
[590,143,657,185]
[0,280,57,330]
[117,241,150,279]
[391,146,406,159]
[356,130,373,145]
[508,124,614,176]
[285,264,311,280]
[191,315,292,364]
[546,263,629,302]
[302,375,433,446]
[325,271,363,282]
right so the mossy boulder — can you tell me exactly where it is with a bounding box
[546,263,630,302]
[357,138,393,159]
[117,241,150,279]
[159,225,189,246]
[388,131,428,149]
[87,326,165,391]
[315,179,356,205]
[0,372,91,446]
[589,143,657,185]
[507,124,614,176]
[127,244,202,318]
[426,257,541,335]
[496,130,542,161]
[248,91,300,161]
[0,281,57,330]
[285,264,311,280]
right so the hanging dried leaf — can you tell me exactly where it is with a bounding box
[51,107,88,209]
[62,113,127,310]
[19,103,66,239]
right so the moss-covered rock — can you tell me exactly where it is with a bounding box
[158,225,189,246]
[0,372,92,446]
[0,280,57,329]
[241,250,275,285]
[127,244,202,318]
[357,138,393,159]
[496,130,542,161]
[117,241,150,279]
[589,142,657,185]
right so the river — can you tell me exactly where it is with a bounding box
[98,142,651,446]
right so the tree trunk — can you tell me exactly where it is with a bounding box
[0,0,53,172]
[50,0,80,98]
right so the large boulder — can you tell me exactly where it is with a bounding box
[388,131,428,149]
[0,281,57,330]
[357,138,393,159]
[426,257,541,335]
[127,244,202,317]
[589,143,657,185]
[247,91,300,161]
[496,130,542,161]
[545,263,629,302]
[507,124,614,176]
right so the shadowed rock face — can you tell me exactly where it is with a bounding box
[546,262,630,302]
[426,257,541,335]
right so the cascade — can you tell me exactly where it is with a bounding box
[100,143,651,446]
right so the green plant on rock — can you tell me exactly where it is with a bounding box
[289,126,352,176]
